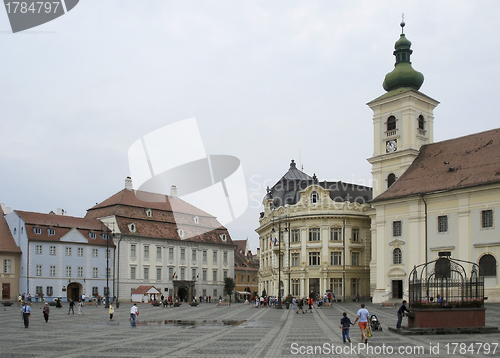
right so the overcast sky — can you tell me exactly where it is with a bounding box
[1,1,500,253]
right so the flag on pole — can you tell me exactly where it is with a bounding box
[246,252,250,265]
[172,271,176,279]
[274,237,277,245]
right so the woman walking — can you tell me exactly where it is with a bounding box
[109,303,114,321]
[43,302,50,322]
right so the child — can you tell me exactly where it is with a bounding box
[340,312,353,343]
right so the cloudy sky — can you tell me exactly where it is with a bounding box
[1,0,499,252]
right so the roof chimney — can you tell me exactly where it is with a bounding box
[56,208,65,215]
[125,176,133,191]
[170,185,177,198]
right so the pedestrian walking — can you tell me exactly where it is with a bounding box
[68,299,75,314]
[353,303,370,343]
[43,302,50,322]
[396,300,410,329]
[109,303,114,321]
[130,303,139,327]
[296,297,305,314]
[307,297,313,312]
[292,297,296,310]
[21,302,31,328]
[340,312,353,343]
[77,300,84,314]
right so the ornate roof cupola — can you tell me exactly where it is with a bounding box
[382,20,424,92]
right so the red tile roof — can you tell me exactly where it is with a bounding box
[0,207,21,253]
[372,128,500,202]
[16,210,114,247]
[131,286,158,295]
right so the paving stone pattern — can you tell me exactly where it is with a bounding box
[1,301,499,357]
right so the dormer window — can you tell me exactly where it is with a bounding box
[220,234,227,242]
[101,233,109,240]
[89,232,97,239]
[146,209,152,217]
[34,227,42,235]
[387,116,396,131]
[311,191,319,204]
[193,216,199,224]
[177,228,184,238]
[128,223,136,233]
[47,228,56,236]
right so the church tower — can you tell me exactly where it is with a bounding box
[368,21,439,198]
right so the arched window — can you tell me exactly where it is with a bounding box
[387,116,396,131]
[479,254,497,277]
[311,191,319,204]
[418,115,425,130]
[388,173,396,188]
[393,248,402,265]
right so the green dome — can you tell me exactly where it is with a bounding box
[382,32,424,92]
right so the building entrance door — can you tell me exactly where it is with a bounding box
[392,280,403,299]
[309,278,320,299]
[2,283,10,299]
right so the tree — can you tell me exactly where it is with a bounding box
[262,289,267,298]
[224,277,235,303]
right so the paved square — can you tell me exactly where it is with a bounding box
[1,301,499,357]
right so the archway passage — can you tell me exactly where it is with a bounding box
[178,287,188,302]
[67,282,82,302]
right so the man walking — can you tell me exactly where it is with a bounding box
[130,303,139,327]
[397,300,410,329]
[21,302,31,328]
[68,299,75,314]
[353,303,370,343]
[43,302,50,322]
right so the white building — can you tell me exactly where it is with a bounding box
[85,178,235,302]
[5,210,114,302]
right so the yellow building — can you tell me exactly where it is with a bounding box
[369,23,500,303]
[257,161,372,302]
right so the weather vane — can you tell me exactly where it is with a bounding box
[401,13,405,34]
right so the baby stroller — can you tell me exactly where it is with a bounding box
[370,314,382,331]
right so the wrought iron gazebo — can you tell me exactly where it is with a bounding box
[408,252,484,309]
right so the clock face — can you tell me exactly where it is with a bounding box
[386,139,397,153]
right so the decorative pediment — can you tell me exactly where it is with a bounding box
[389,239,405,246]
[388,267,406,278]
[60,228,88,243]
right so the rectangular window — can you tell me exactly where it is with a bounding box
[36,286,43,294]
[241,274,245,282]
[93,267,98,278]
[107,268,111,278]
[202,269,207,281]
[223,270,228,279]
[157,246,162,259]
[50,265,55,277]
[247,275,250,283]
[351,252,360,266]
[130,266,136,280]
[36,265,42,276]
[192,268,197,280]
[156,267,162,280]
[180,248,185,260]
[77,247,83,257]
[77,266,83,277]
[66,266,72,277]
[213,251,218,263]
[438,215,448,233]
[36,245,42,254]
[291,229,300,243]
[92,248,98,258]
[50,246,56,255]
[308,252,320,266]
[169,247,174,260]
[330,227,342,241]
[330,251,342,266]
[330,278,343,297]
[291,279,300,296]
[168,267,173,280]
[130,244,136,258]
[180,267,185,280]
[309,228,320,241]
[213,269,218,281]
[4,259,11,274]
[351,278,360,297]
[192,250,197,261]
[144,246,150,259]
[48,228,55,236]
[34,227,42,235]
[482,210,493,228]
[291,253,300,266]
[46,286,53,296]
[352,228,360,242]
[202,250,207,262]
[101,233,109,240]
[89,232,96,239]
[213,289,217,298]
[143,267,149,280]
[203,289,207,297]
[106,249,111,258]
[223,251,228,264]
[393,221,402,237]
[65,247,72,256]
[92,287,99,296]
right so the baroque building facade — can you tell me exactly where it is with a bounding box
[85,177,235,302]
[369,23,500,303]
[257,161,372,301]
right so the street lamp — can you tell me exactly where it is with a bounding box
[272,219,286,309]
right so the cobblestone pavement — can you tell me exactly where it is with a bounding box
[1,301,499,357]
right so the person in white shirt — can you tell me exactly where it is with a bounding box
[130,303,139,327]
[353,303,370,343]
